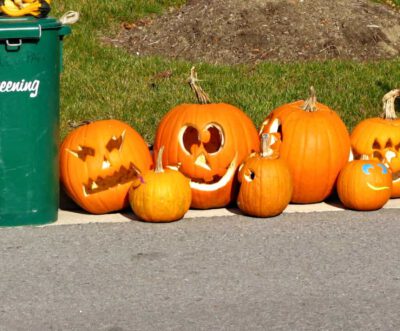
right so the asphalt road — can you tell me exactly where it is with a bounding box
[1,209,400,331]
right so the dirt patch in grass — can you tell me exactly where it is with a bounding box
[108,0,400,64]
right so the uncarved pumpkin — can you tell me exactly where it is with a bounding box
[337,157,392,211]
[237,134,293,217]
[351,89,400,198]
[259,87,351,204]
[129,147,192,222]
[60,119,153,214]
[154,67,259,209]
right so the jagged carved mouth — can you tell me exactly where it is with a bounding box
[393,171,400,183]
[83,163,138,196]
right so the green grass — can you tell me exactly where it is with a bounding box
[54,1,400,144]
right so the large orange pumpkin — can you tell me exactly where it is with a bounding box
[351,89,400,198]
[259,87,351,204]
[237,134,293,217]
[154,67,259,209]
[60,119,153,214]
[337,157,392,211]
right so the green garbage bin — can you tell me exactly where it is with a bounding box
[0,16,71,226]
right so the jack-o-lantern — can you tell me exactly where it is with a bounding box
[154,67,259,209]
[60,119,153,214]
[351,89,400,198]
[337,157,392,211]
[237,134,293,217]
[259,87,351,204]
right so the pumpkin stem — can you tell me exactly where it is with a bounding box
[155,146,165,173]
[260,133,274,158]
[187,66,211,104]
[381,89,400,120]
[302,86,317,112]
[131,163,146,184]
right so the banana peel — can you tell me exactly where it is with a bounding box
[0,0,51,18]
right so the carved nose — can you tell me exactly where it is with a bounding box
[195,153,211,171]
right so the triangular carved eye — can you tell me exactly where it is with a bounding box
[385,139,393,149]
[372,139,381,150]
[106,131,125,152]
[67,146,95,161]
[396,143,400,151]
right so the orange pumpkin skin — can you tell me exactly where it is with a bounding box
[337,159,392,211]
[237,135,293,217]
[129,148,191,222]
[154,103,259,209]
[351,90,400,198]
[60,120,153,214]
[260,90,350,204]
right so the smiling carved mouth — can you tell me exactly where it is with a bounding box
[83,163,139,196]
[189,157,237,192]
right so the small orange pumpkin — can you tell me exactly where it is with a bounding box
[129,147,192,222]
[154,67,259,209]
[60,119,153,214]
[237,134,293,217]
[259,87,351,204]
[337,157,392,211]
[351,89,400,198]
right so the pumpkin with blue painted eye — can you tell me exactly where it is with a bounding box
[337,158,392,211]
[351,89,400,198]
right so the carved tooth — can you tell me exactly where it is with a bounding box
[385,150,397,163]
[102,159,111,169]
[91,181,99,190]
[66,149,79,158]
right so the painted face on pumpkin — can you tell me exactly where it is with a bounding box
[337,159,393,211]
[361,162,391,191]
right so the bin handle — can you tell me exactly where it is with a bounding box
[6,39,22,47]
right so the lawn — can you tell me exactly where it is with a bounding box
[54,0,400,144]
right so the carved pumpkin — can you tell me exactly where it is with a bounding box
[259,87,351,204]
[154,67,259,209]
[351,89,400,198]
[337,157,392,211]
[129,147,192,222]
[60,119,153,214]
[237,134,293,217]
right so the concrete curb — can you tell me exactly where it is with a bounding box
[51,199,400,226]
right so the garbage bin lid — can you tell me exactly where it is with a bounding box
[0,16,64,40]
[0,16,62,30]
